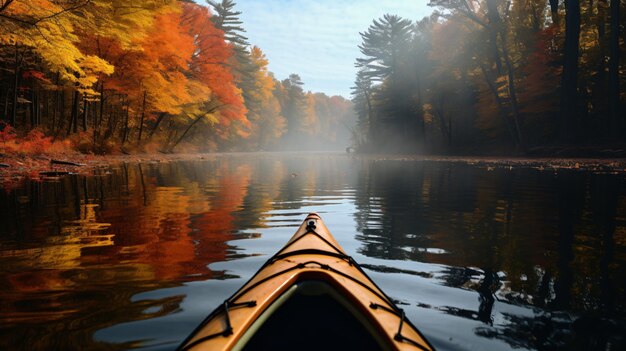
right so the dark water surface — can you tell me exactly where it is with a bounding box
[1,153,625,350]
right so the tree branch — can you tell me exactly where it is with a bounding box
[0,0,15,14]
[0,0,91,26]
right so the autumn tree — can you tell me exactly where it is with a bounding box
[243,46,285,150]
[207,0,264,143]
[0,0,114,129]
[169,2,248,151]
[428,0,526,151]
[311,93,355,149]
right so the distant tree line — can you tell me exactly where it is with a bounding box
[0,0,354,154]
[352,0,624,154]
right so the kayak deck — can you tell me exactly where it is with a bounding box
[178,213,434,351]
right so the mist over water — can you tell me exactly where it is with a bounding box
[1,153,625,350]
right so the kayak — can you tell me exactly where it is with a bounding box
[177,213,435,351]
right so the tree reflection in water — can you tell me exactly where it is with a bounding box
[0,155,625,350]
[354,159,626,350]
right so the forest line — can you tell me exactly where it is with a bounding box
[0,0,354,155]
[1,0,624,157]
[352,0,625,155]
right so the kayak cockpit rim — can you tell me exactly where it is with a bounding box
[231,277,394,351]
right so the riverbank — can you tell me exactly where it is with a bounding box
[360,154,626,174]
[2,151,626,190]
[0,151,213,190]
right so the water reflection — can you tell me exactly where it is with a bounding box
[1,154,625,350]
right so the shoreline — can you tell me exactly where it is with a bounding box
[0,152,211,189]
[2,151,626,189]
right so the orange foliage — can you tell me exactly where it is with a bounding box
[90,8,197,115]
[0,122,16,144]
[0,127,70,155]
[245,46,286,148]
[190,164,252,265]
[181,3,249,133]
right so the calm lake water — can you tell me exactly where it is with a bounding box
[1,153,625,351]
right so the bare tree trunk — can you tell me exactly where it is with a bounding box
[435,94,448,140]
[137,91,146,142]
[169,115,203,152]
[52,72,59,133]
[30,82,36,127]
[480,62,519,148]
[560,0,581,142]
[549,0,560,25]
[486,0,504,74]
[3,85,9,122]
[104,95,115,141]
[148,111,167,139]
[81,93,87,131]
[53,88,66,140]
[121,96,129,144]
[11,43,19,126]
[68,90,79,135]
[94,82,104,143]
[169,106,221,152]
[363,90,375,145]
[608,0,621,135]
[499,34,525,150]
[43,90,49,130]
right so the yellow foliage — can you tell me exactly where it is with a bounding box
[0,0,119,91]
[76,0,177,48]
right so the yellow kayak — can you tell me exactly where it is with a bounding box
[177,213,435,351]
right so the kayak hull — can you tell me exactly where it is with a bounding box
[178,213,434,351]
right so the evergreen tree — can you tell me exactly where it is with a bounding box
[280,74,308,139]
[206,0,249,48]
[207,0,259,128]
[356,14,413,83]
[351,70,376,148]
[355,14,420,152]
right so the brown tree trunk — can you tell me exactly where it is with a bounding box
[52,72,59,133]
[148,111,167,139]
[68,90,79,135]
[53,88,66,140]
[3,85,10,122]
[169,106,221,152]
[11,43,19,126]
[479,63,520,147]
[95,82,104,141]
[486,0,504,74]
[121,96,129,144]
[137,91,147,142]
[30,82,37,127]
[82,93,87,131]
[560,0,581,142]
[549,0,560,25]
[363,89,376,145]
[499,34,525,150]
[608,0,621,135]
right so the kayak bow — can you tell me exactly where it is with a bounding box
[178,213,435,351]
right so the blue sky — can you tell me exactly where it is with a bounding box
[227,1,433,98]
